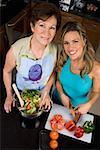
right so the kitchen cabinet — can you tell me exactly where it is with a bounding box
[54,11,83,43]
[0,0,26,26]
[82,18,100,51]
[5,3,31,46]
[54,11,100,52]
[0,25,9,66]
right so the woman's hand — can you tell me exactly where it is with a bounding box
[4,95,15,113]
[39,89,52,111]
[75,102,92,114]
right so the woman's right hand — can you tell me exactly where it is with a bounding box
[4,95,15,113]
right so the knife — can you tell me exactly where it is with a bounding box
[69,101,81,124]
[74,112,81,124]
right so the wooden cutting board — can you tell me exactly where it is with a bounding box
[45,103,94,143]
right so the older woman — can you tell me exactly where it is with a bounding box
[3,2,61,113]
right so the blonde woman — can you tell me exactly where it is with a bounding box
[53,21,100,115]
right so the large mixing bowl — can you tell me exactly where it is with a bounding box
[13,90,48,119]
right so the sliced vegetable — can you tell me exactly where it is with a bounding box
[18,89,41,114]
[50,114,65,131]
[53,114,63,121]
[65,120,76,131]
[74,126,84,138]
[83,121,95,133]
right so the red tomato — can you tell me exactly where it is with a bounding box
[50,119,56,125]
[51,122,58,131]
[49,131,59,140]
[74,131,84,138]
[26,104,31,110]
[74,126,84,138]
[49,140,58,149]
[59,118,66,126]
[54,114,62,121]
[50,114,65,131]
[57,122,64,130]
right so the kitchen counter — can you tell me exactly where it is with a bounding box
[1,87,100,150]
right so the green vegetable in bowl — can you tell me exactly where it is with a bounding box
[83,121,95,133]
[19,89,41,114]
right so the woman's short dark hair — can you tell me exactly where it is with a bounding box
[30,2,61,30]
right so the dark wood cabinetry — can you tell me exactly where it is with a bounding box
[5,3,31,46]
[54,11,83,43]
[54,11,100,51]
[82,18,100,51]
[0,25,9,65]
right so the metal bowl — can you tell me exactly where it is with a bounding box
[18,108,44,119]
[13,90,47,119]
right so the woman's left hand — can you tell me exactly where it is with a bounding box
[75,102,92,114]
[39,90,52,111]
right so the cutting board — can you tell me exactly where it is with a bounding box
[45,103,94,143]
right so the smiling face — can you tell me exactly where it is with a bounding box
[63,31,85,61]
[31,16,57,47]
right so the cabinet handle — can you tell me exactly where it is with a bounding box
[92,24,97,27]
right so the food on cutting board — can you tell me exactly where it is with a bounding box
[83,121,95,133]
[50,114,65,130]
[65,120,76,131]
[18,89,41,114]
[74,126,84,138]
[49,114,95,139]
[49,139,58,149]
[49,130,59,140]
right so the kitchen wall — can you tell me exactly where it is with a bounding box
[89,96,100,116]
[89,44,100,116]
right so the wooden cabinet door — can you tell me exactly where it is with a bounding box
[54,11,83,43]
[0,25,9,66]
[83,18,100,51]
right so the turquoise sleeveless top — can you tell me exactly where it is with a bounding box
[60,58,93,107]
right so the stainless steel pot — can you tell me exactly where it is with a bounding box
[18,107,45,119]
[13,93,48,119]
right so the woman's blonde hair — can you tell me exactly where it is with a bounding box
[57,21,95,78]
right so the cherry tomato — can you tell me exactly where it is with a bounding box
[49,131,59,140]
[49,140,58,149]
